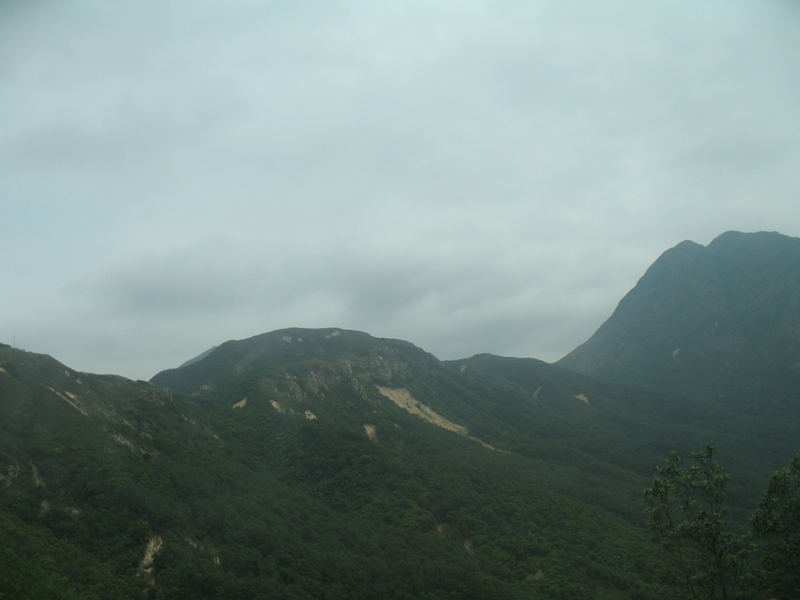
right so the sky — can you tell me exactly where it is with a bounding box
[2,0,800,380]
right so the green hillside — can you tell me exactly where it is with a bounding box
[1,340,670,599]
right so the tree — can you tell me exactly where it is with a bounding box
[644,446,750,599]
[749,452,800,599]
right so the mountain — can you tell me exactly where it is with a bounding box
[557,231,800,402]
[151,327,666,523]
[2,335,673,599]
[147,325,780,529]
[149,327,723,513]
[556,230,800,511]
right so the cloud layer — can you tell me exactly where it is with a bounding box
[2,1,799,379]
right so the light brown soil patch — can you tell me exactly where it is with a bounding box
[141,535,164,574]
[375,386,468,435]
[375,386,497,451]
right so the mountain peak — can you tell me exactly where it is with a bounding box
[709,229,788,246]
[150,327,437,396]
[556,231,800,399]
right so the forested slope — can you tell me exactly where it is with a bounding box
[1,340,671,599]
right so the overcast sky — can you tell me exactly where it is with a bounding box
[2,1,799,380]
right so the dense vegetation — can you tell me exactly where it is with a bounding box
[2,323,797,598]
[1,342,673,599]
[645,446,800,599]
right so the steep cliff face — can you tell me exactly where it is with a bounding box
[557,231,800,401]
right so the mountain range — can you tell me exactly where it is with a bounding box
[1,230,798,599]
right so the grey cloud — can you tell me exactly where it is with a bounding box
[2,1,800,379]
[92,267,249,319]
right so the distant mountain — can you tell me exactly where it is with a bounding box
[557,231,800,403]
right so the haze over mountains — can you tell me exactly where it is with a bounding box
[1,230,798,599]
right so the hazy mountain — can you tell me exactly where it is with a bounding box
[557,231,800,402]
